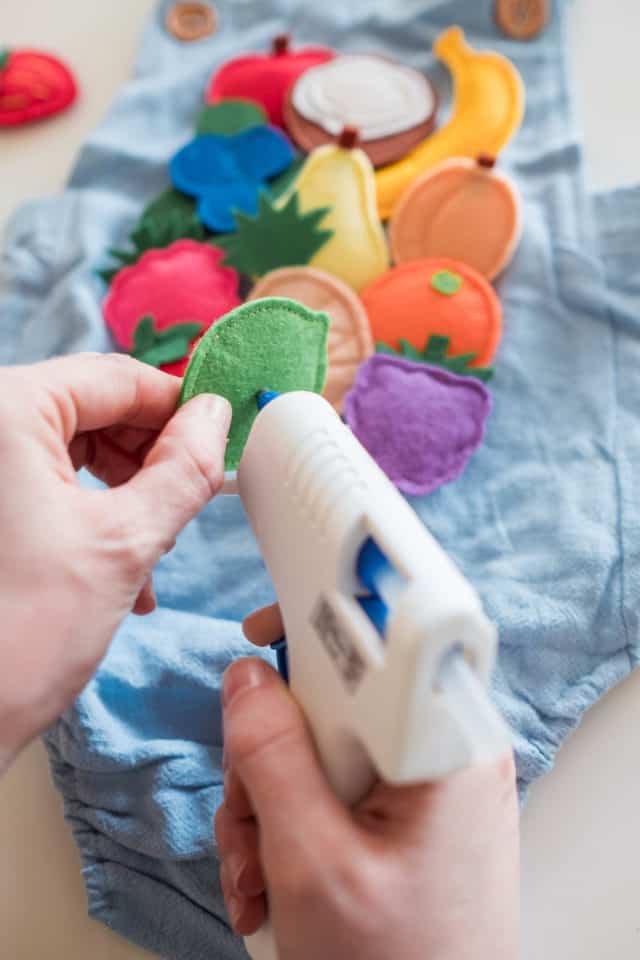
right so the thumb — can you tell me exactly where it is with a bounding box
[106,393,231,565]
[223,658,354,861]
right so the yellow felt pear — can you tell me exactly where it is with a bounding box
[375,26,525,220]
[286,128,389,291]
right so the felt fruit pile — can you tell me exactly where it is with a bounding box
[97,22,527,490]
[0,48,77,126]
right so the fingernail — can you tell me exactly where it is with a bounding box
[227,894,243,930]
[197,393,231,426]
[222,659,271,708]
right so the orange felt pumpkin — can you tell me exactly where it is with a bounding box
[389,156,521,280]
[360,258,502,367]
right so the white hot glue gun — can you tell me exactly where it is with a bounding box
[236,390,510,960]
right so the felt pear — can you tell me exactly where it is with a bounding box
[285,128,389,291]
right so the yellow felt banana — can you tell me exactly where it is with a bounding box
[375,26,525,220]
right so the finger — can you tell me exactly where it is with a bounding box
[70,425,158,483]
[215,805,264,896]
[242,604,284,647]
[220,861,266,936]
[70,430,152,487]
[224,766,254,820]
[132,576,156,615]
[31,353,182,442]
[222,658,354,858]
[357,750,518,846]
[102,393,231,566]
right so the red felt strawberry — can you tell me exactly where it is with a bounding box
[0,48,77,126]
[206,34,334,129]
[103,239,241,377]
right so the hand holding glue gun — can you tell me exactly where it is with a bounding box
[216,390,520,960]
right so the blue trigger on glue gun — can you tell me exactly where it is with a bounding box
[267,539,399,684]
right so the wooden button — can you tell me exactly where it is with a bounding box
[494,0,548,40]
[166,2,217,42]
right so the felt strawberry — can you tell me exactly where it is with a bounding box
[343,354,491,497]
[206,35,335,128]
[0,48,77,126]
[103,240,241,376]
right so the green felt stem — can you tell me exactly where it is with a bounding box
[130,315,202,367]
[0,50,10,72]
[375,334,495,383]
[195,100,267,136]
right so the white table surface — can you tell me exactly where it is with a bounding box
[1,2,640,958]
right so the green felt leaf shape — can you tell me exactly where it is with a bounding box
[376,334,494,383]
[98,192,205,285]
[179,297,329,470]
[195,100,267,135]
[0,50,10,72]
[214,191,333,278]
[130,315,203,368]
[269,154,305,200]
[140,187,199,229]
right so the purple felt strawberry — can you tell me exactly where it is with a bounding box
[343,354,491,496]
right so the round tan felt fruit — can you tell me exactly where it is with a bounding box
[389,156,521,280]
[360,257,502,368]
[249,266,372,411]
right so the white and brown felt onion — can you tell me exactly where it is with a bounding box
[284,53,438,168]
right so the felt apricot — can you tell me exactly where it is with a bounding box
[389,156,522,280]
[360,258,502,368]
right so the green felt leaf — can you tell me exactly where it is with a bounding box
[268,154,305,200]
[421,333,449,363]
[0,50,10,72]
[195,100,267,135]
[179,298,329,470]
[430,269,463,296]
[99,197,206,285]
[130,315,203,368]
[139,187,199,230]
[215,192,333,278]
[375,334,494,383]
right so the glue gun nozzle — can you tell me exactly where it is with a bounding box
[257,389,280,410]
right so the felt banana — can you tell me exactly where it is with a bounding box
[375,26,525,220]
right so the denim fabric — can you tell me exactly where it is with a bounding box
[1,1,639,957]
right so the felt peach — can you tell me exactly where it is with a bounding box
[389,156,521,280]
